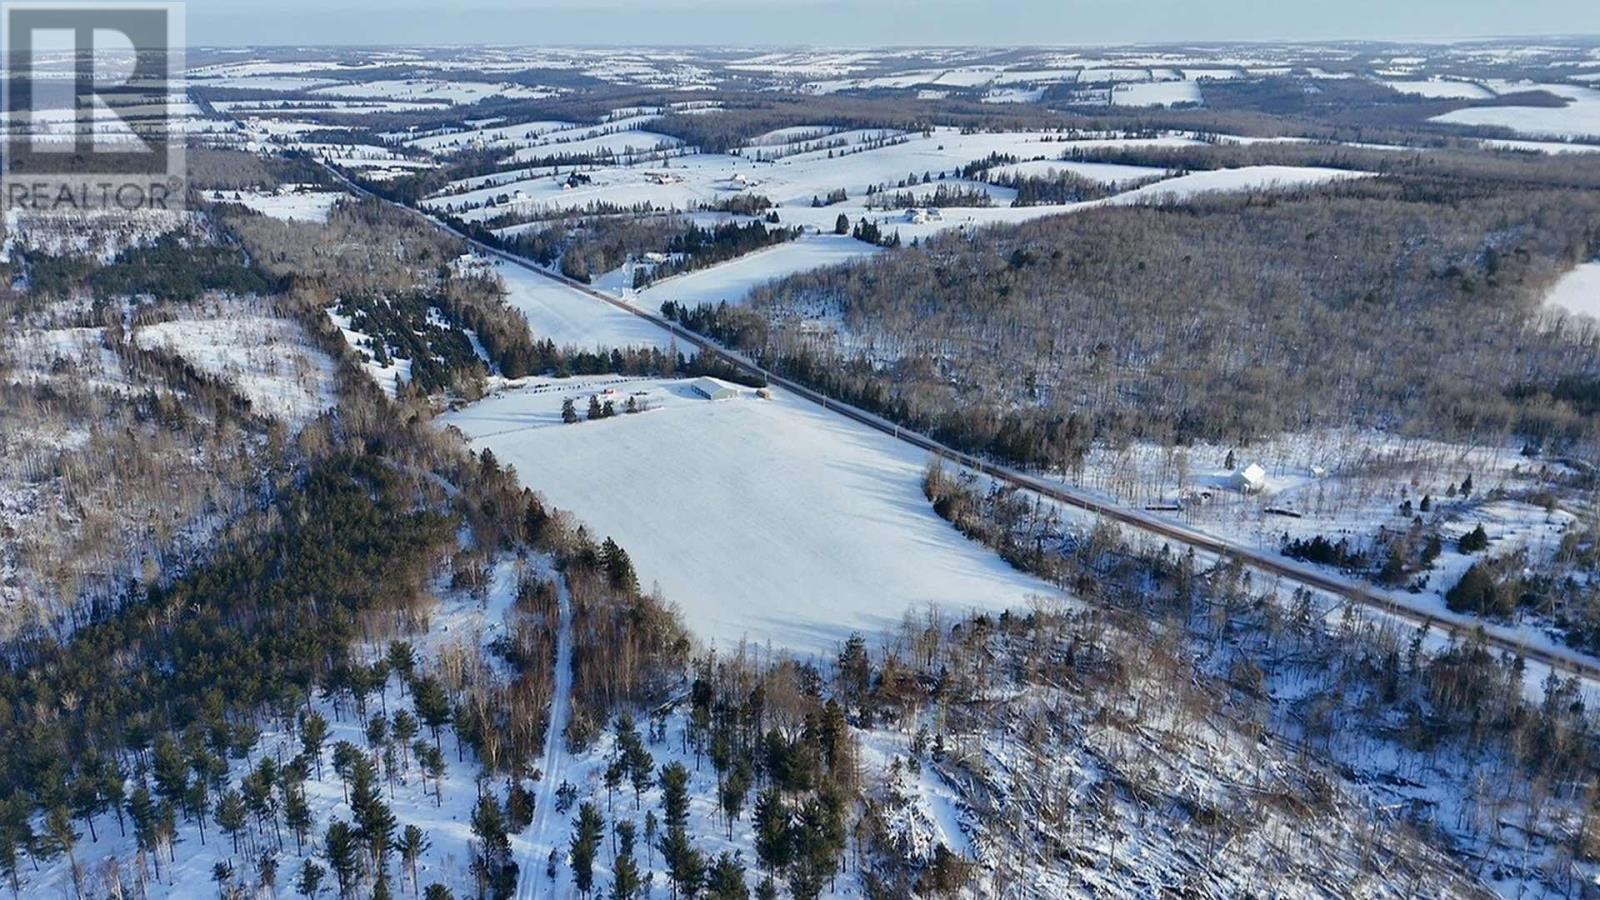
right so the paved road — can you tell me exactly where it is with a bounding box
[323,163,1600,684]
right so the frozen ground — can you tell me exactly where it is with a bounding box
[426,126,1208,223]
[1432,82,1600,140]
[443,376,1058,656]
[494,262,682,353]
[1109,80,1203,106]
[219,186,344,223]
[630,233,881,310]
[1545,260,1600,320]
[1102,165,1367,204]
[133,309,338,426]
[985,158,1169,185]
[1384,78,1495,99]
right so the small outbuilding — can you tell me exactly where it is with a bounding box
[691,377,739,401]
[1231,463,1268,494]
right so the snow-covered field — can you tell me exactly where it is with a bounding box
[1103,165,1366,203]
[495,263,682,352]
[1109,80,1203,107]
[632,234,881,310]
[133,311,337,425]
[1546,260,1600,320]
[426,127,1208,223]
[1432,82,1600,140]
[219,186,344,223]
[444,377,1058,655]
[1384,78,1494,99]
[985,158,1169,185]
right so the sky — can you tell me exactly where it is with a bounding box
[187,0,1600,47]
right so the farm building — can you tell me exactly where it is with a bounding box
[691,377,739,401]
[1231,463,1268,494]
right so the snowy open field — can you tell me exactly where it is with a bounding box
[133,311,337,425]
[495,262,682,352]
[1546,260,1600,320]
[426,127,1208,223]
[219,186,344,223]
[1432,82,1600,140]
[632,233,881,310]
[1384,78,1495,99]
[444,377,1059,655]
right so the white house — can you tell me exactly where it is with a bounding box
[1231,463,1268,494]
[691,377,739,401]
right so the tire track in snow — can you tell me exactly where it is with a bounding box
[517,574,573,899]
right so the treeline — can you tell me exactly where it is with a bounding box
[25,234,283,303]
[509,215,691,283]
[643,220,800,286]
[987,169,1130,205]
[1061,139,1600,192]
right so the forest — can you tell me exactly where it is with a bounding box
[674,175,1600,472]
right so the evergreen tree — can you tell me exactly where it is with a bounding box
[301,713,329,781]
[705,853,749,900]
[610,819,643,899]
[216,789,248,854]
[752,789,790,875]
[658,763,691,831]
[323,820,361,898]
[1459,523,1490,554]
[411,677,452,750]
[296,859,325,899]
[570,802,605,897]
[563,398,581,424]
[398,824,429,896]
[587,395,604,421]
[834,214,849,235]
[658,824,704,900]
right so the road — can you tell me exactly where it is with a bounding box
[323,162,1600,684]
[516,575,574,900]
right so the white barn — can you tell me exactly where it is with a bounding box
[1231,463,1268,494]
[691,377,739,401]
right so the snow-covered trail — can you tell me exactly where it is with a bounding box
[517,574,574,899]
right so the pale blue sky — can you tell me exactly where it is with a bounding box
[187,0,1600,47]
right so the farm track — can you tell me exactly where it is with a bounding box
[323,162,1600,684]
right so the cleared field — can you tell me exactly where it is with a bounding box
[633,233,881,310]
[495,261,682,352]
[444,377,1059,655]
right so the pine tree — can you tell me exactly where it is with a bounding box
[658,825,704,900]
[398,825,429,896]
[570,802,605,897]
[563,398,581,424]
[301,713,329,781]
[323,820,360,898]
[752,789,790,875]
[216,789,248,854]
[609,819,643,900]
[296,860,325,899]
[705,852,750,900]
[658,763,691,831]
[587,395,604,421]
[834,214,849,235]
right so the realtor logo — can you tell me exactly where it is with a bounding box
[1,1,184,214]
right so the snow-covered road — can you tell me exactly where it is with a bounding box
[516,574,574,899]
